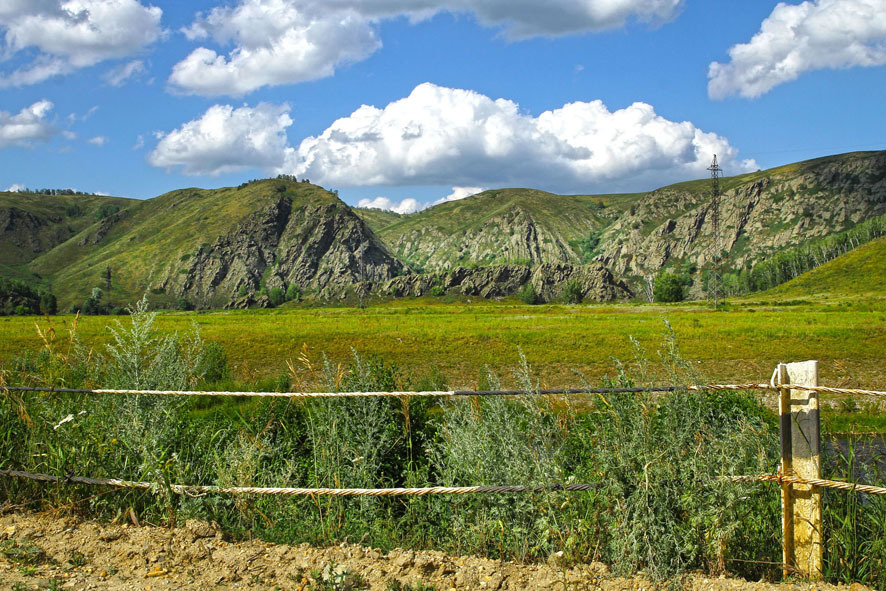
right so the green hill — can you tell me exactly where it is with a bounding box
[764,235,886,299]
[28,179,403,309]
[353,207,403,232]
[0,192,136,265]
[374,188,641,271]
[2,150,884,309]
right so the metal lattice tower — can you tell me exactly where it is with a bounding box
[707,155,723,308]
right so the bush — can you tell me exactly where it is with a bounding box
[269,287,285,307]
[94,203,119,221]
[518,283,538,304]
[285,284,302,302]
[429,285,445,297]
[560,279,583,304]
[653,272,686,302]
[176,297,194,311]
[39,292,57,315]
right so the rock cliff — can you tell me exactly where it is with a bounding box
[383,262,632,303]
[162,193,406,307]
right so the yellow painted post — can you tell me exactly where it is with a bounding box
[777,361,822,579]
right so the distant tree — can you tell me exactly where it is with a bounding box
[518,283,538,305]
[82,287,104,315]
[176,297,194,311]
[653,272,686,303]
[269,287,285,307]
[39,291,57,315]
[285,283,301,302]
[65,204,84,217]
[560,280,583,304]
[95,203,120,221]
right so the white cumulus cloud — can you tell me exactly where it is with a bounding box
[283,82,753,194]
[432,186,485,206]
[0,0,163,87]
[0,100,58,148]
[708,0,886,99]
[170,0,683,96]
[357,196,423,214]
[149,102,294,176]
[88,135,108,146]
[169,0,380,96]
[357,186,484,213]
[5,183,26,192]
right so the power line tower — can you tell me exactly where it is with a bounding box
[706,155,723,308]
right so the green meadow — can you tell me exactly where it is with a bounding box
[2,296,884,392]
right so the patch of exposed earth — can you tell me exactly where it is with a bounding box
[0,512,871,591]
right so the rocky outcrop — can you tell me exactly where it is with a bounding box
[382,263,632,303]
[380,197,587,271]
[597,151,886,282]
[528,263,633,302]
[163,194,407,308]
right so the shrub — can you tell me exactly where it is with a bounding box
[269,287,285,307]
[94,203,119,221]
[285,283,302,302]
[653,272,686,302]
[560,279,583,304]
[518,283,538,305]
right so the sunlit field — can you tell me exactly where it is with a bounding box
[2,296,884,391]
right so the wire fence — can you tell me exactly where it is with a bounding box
[3,382,884,399]
[2,379,884,499]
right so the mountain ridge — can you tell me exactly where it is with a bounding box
[1,150,883,309]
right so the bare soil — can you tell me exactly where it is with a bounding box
[0,512,871,591]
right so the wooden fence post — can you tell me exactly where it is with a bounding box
[777,361,822,580]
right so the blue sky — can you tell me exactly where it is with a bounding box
[1,0,885,212]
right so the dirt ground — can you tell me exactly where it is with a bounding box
[0,512,871,591]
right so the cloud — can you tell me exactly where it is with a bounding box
[0,0,163,87]
[708,0,886,99]
[432,186,485,206]
[170,0,683,96]
[0,100,58,148]
[88,135,108,146]
[148,102,294,176]
[168,0,380,96]
[104,59,146,86]
[357,185,484,213]
[5,183,26,192]
[357,196,423,214]
[283,82,753,193]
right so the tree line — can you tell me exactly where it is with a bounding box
[720,211,886,295]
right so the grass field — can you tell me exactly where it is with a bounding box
[2,296,884,393]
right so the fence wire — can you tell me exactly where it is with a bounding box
[3,383,884,398]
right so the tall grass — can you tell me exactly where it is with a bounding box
[0,310,883,588]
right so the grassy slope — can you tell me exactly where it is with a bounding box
[374,188,642,266]
[378,189,639,238]
[28,180,339,308]
[354,207,403,232]
[762,235,886,299]
[0,192,137,265]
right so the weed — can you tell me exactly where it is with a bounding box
[0,540,46,566]
[68,551,86,567]
[386,580,436,591]
[310,562,369,591]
